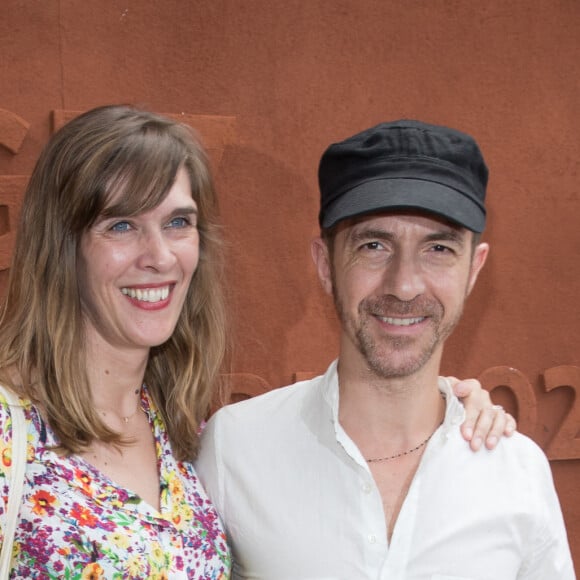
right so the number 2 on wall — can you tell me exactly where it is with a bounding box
[480,365,579,461]
[544,366,580,461]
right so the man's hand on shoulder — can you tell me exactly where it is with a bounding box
[448,377,517,452]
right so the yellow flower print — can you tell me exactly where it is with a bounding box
[166,471,185,500]
[126,555,141,576]
[171,501,193,530]
[26,433,34,461]
[96,485,123,508]
[108,530,131,549]
[81,562,105,579]
[150,541,165,565]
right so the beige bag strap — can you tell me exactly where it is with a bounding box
[0,386,27,578]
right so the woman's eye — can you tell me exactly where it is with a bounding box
[110,221,132,232]
[168,216,191,228]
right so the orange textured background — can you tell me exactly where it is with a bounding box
[1,0,578,573]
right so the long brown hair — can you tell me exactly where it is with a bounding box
[0,105,226,461]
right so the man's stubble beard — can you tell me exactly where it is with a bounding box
[333,287,465,380]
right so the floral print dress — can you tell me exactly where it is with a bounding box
[0,388,231,579]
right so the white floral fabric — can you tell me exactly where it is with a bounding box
[0,387,231,579]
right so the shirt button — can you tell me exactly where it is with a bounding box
[368,534,377,544]
[362,482,372,494]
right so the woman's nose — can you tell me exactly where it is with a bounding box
[137,230,176,271]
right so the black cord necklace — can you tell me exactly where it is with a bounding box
[365,421,442,463]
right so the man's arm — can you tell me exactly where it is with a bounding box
[449,377,517,451]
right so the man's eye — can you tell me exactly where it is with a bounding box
[362,241,383,251]
[432,244,452,253]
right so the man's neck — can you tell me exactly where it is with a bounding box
[336,354,446,456]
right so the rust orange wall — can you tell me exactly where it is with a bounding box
[1,0,578,572]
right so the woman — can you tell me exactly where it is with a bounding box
[0,105,230,578]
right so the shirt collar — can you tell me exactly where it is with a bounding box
[320,361,467,458]
[320,359,340,422]
[437,376,467,440]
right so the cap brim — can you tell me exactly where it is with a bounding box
[321,177,486,232]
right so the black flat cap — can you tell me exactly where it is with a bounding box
[318,119,488,232]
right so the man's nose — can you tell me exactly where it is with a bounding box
[381,253,426,302]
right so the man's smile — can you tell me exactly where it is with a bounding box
[376,316,426,326]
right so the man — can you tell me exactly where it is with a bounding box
[196,120,574,578]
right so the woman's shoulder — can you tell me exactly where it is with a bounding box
[0,383,33,412]
[0,383,38,448]
[0,384,28,417]
[0,367,31,413]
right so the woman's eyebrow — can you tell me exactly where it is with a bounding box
[167,206,198,218]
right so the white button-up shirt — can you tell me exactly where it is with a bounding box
[196,361,575,579]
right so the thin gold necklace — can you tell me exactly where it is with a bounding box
[98,387,142,424]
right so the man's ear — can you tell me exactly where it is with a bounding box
[467,242,489,296]
[311,237,333,295]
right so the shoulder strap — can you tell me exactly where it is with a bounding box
[0,386,27,577]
